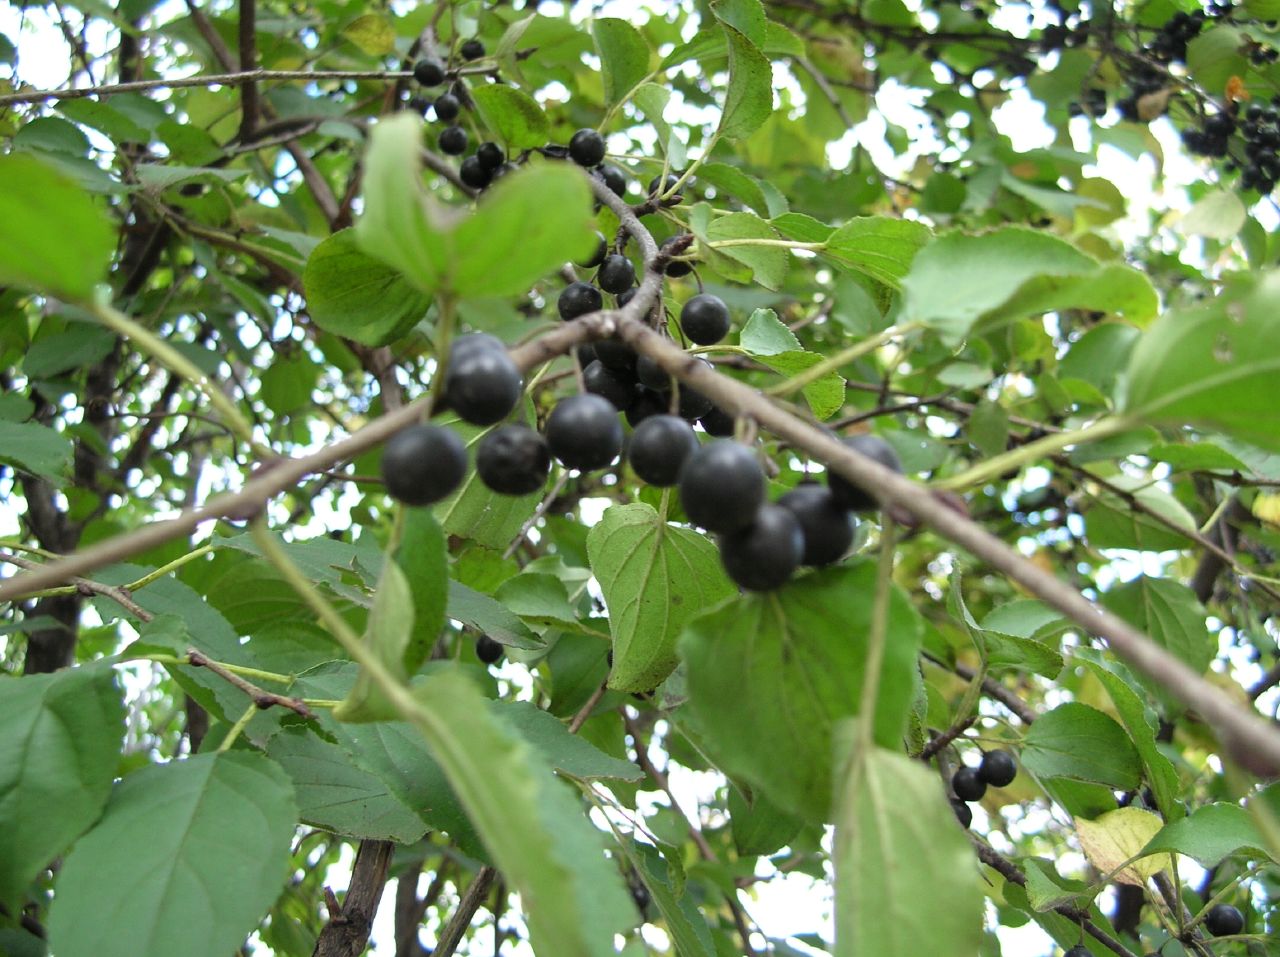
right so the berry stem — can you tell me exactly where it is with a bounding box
[856,517,898,747]
[764,320,924,398]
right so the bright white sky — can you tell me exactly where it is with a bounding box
[0,0,1265,955]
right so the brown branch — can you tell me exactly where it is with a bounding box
[187,649,312,718]
[919,715,979,761]
[237,0,258,141]
[433,867,497,957]
[0,553,152,621]
[313,840,395,957]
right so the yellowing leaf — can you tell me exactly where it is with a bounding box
[1254,493,1280,525]
[342,14,396,55]
[1076,807,1166,885]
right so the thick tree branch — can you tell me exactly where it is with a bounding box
[313,840,395,957]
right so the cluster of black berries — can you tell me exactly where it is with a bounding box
[1145,9,1205,64]
[1115,62,1165,123]
[1182,109,1236,158]
[949,748,1018,829]
[410,40,486,157]
[1238,100,1280,191]
[1067,87,1107,118]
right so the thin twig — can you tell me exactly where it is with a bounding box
[568,681,608,734]
[433,867,496,957]
[188,649,313,718]
[0,552,152,620]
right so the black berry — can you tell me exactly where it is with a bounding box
[569,128,607,167]
[952,766,987,802]
[450,332,505,356]
[583,360,636,411]
[576,232,608,269]
[648,172,683,200]
[615,287,637,307]
[1204,903,1244,937]
[545,394,624,471]
[719,503,804,591]
[476,633,503,664]
[433,93,460,122]
[1064,947,1090,957]
[635,354,670,391]
[677,381,713,422]
[978,749,1017,788]
[381,424,467,506]
[628,414,699,487]
[476,424,550,495]
[460,38,485,61]
[680,294,731,345]
[828,433,902,511]
[777,483,854,566]
[413,57,446,86]
[661,235,694,277]
[699,404,735,437]
[594,338,637,373]
[459,155,492,189]
[475,141,504,170]
[408,95,431,115]
[678,440,764,533]
[444,340,522,425]
[558,282,603,320]
[625,388,668,427]
[951,798,973,829]
[597,164,628,197]
[597,254,636,295]
[439,125,468,155]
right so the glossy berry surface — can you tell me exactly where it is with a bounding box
[594,338,637,373]
[460,38,485,60]
[680,294,731,345]
[583,360,636,411]
[625,388,668,427]
[978,749,1017,788]
[444,342,522,425]
[677,383,713,422]
[597,164,628,197]
[459,155,491,190]
[413,57,445,86]
[1064,948,1091,957]
[439,125,468,155]
[433,93,460,122]
[828,433,902,511]
[558,281,603,320]
[545,394,624,471]
[569,128,606,167]
[718,503,804,591]
[1205,904,1244,937]
[475,141,504,170]
[648,173,681,198]
[475,634,503,664]
[597,254,636,295]
[678,440,765,533]
[699,404,735,437]
[635,354,669,391]
[952,766,987,802]
[476,424,550,495]
[777,483,855,566]
[628,414,699,487]
[381,424,467,506]
[950,798,973,829]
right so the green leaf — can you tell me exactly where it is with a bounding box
[1022,858,1093,912]
[1140,803,1273,867]
[0,667,125,904]
[341,13,395,55]
[46,752,297,957]
[1083,475,1198,552]
[902,227,1154,342]
[728,784,803,856]
[24,324,116,378]
[469,84,551,152]
[435,418,545,549]
[758,351,846,420]
[0,421,73,483]
[495,701,643,781]
[1020,702,1142,789]
[739,307,800,356]
[714,18,773,140]
[1122,273,1280,451]
[302,230,430,347]
[695,162,772,216]
[821,216,931,289]
[629,842,716,957]
[409,670,636,956]
[593,19,651,110]
[448,580,543,650]
[1075,807,1166,884]
[705,212,788,290]
[394,511,449,675]
[587,502,736,693]
[333,559,412,722]
[0,152,115,301]
[452,163,596,298]
[1178,189,1246,240]
[833,743,984,957]
[679,563,923,822]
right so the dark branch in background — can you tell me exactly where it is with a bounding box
[922,652,1038,725]
[432,867,496,957]
[237,0,258,141]
[187,650,312,717]
[312,840,394,957]
[1190,495,1252,605]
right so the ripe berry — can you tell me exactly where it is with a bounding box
[661,234,694,277]
[978,749,1017,788]
[408,95,431,115]
[778,484,855,566]
[569,128,606,167]
[680,294,731,345]
[460,38,485,61]
[475,141,504,170]
[828,433,902,511]
[476,633,503,664]
[558,282,603,320]
[597,254,636,295]
[439,125,468,155]
[476,424,550,495]
[678,440,764,533]
[648,173,682,199]
[699,404,735,437]
[719,503,804,591]
[952,766,987,802]
[625,388,668,427]
[381,424,467,506]
[413,57,446,86]
[450,332,505,356]
[433,93,460,122]
[595,164,628,198]
[615,287,637,307]
[635,354,669,391]
[546,394,624,471]
[583,360,636,411]
[1204,903,1244,937]
[577,232,607,269]
[1064,947,1090,957]
[444,341,522,425]
[677,381,713,422]
[951,798,973,829]
[594,338,637,373]
[628,414,698,486]
[459,155,492,189]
